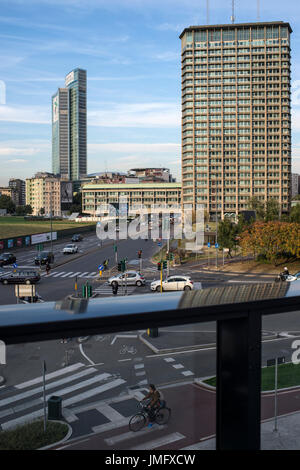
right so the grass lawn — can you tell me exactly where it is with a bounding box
[0,420,68,450]
[204,362,300,392]
[0,216,95,238]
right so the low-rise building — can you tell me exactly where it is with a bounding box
[8,179,26,206]
[82,182,182,215]
[26,172,72,216]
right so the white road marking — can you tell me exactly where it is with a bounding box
[111,334,138,345]
[52,272,66,277]
[173,364,184,369]
[15,363,85,389]
[68,272,82,278]
[105,425,167,446]
[134,364,144,370]
[78,272,89,278]
[135,371,146,376]
[60,272,74,278]
[0,368,97,410]
[79,343,95,366]
[1,378,125,430]
[130,433,185,450]
[182,370,195,376]
[96,404,124,422]
[164,358,175,363]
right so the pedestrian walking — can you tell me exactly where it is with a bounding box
[45,261,51,276]
[112,281,118,295]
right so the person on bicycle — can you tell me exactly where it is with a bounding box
[141,384,161,421]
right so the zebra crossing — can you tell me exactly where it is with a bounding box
[93,284,137,296]
[41,271,98,279]
[0,362,126,431]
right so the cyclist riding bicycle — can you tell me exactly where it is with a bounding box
[140,384,163,421]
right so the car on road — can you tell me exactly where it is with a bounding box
[0,253,17,267]
[34,251,54,265]
[108,271,145,287]
[63,244,78,254]
[0,270,40,285]
[151,275,194,292]
[71,234,83,242]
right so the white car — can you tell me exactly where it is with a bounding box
[151,275,194,292]
[108,271,145,287]
[63,244,78,254]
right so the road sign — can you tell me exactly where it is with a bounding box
[98,264,104,271]
[207,242,211,248]
[15,284,36,297]
[215,243,219,248]
[12,263,18,268]
[157,242,162,247]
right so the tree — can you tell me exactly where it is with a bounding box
[39,207,45,216]
[290,204,300,223]
[247,196,266,220]
[0,195,16,214]
[15,205,33,216]
[265,198,280,222]
[217,218,238,257]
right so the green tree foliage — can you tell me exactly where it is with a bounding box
[265,198,280,222]
[290,204,300,223]
[0,195,16,214]
[247,196,265,220]
[218,218,239,257]
[15,205,33,216]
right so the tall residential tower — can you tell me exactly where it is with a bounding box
[52,68,87,182]
[180,21,292,218]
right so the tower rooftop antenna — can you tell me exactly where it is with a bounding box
[231,0,235,23]
[206,0,209,25]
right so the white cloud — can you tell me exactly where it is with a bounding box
[88,102,180,128]
[8,159,28,163]
[0,105,50,124]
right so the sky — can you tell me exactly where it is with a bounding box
[0,0,300,186]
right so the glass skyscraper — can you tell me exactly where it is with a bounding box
[52,68,87,181]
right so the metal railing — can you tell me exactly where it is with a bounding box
[0,281,300,450]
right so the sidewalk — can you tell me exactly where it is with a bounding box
[184,410,300,450]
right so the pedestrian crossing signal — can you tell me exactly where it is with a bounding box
[157,262,161,271]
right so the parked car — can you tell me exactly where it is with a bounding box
[0,253,16,267]
[0,270,40,285]
[151,275,194,292]
[71,234,83,242]
[63,244,78,254]
[34,251,54,265]
[108,271,145,287]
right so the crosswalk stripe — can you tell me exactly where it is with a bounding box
[41,271,58,277]
[68,272,82,278]
[78,272,89,278]
[15,363,85,389]
[61,272,74,278]
[0,368,98,409]
[1,378,126,430]
[105,424,167,446]
[52,272,66,277]
[130,432,185,450]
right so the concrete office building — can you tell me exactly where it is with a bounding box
[26,172,73,217]
[52,68,87,182]
[291,173,300,197]
[180,21,292,219]
[8,179,25,206]
[82,182,182,216]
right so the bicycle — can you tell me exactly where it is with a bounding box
[129,399,171,432]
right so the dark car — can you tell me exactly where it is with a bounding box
[0,270,40,285]
[71,234,83,242]
[34,251,54,265]
[0,253,17,267]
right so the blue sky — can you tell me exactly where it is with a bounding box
[0,0,300,185]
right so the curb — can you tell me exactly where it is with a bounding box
[38,420,73,450]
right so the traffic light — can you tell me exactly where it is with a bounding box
[163,260,168,269]
[157,262,161,271]
[121,259,126,272]
[82,283,93,298]
[138,250,142,259]
[118,262,122,272]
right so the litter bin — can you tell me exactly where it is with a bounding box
[48,395,62,420]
